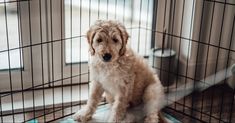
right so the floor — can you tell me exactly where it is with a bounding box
[1,82,235,123]
[165,84,235,123]
[0,84,89,122]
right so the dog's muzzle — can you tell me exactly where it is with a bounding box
[102,53,112,62]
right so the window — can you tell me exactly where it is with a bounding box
[64,0,154,64]
[0,2,23,70]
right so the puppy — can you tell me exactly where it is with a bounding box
[73,20,165,123]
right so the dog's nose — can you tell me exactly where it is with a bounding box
[103,53,112,62]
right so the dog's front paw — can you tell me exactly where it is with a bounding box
[108,113,127,123]
[144,112,159,123]
[73,110,92,122]
[122,113,136,123]
[108,114,120,123]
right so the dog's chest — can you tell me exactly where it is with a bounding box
[91,65,134,95]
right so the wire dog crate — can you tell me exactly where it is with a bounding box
[0,0,235,122]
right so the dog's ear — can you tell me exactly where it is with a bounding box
[87,20,104,55]
[86,27,97,55]
[117,23,129,56]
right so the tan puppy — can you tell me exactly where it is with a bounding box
[73,20,165,123]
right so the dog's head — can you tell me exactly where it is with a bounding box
[87,20,129,62]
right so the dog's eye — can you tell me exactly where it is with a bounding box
[113,38,118,43]
[97,39,102,43]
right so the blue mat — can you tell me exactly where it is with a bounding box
[59,105,181,123]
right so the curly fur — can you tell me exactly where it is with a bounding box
[73,20,165,123]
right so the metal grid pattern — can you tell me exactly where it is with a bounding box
[0,0,234,122]
[154,0,235,122]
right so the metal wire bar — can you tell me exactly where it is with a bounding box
[208,1,227,122]
[200,0,215,120]
[175,0,185,110]
[70,0,73,115]
[26,0,36,119]
[165,0,176,106]
[3,0,15,122]
[79,0,82,111]
[16,0,26,121]
[60,0,65,117]
[183,0,195,114]
[137,0,143,53]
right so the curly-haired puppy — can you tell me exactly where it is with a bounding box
[73,20,165,123]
